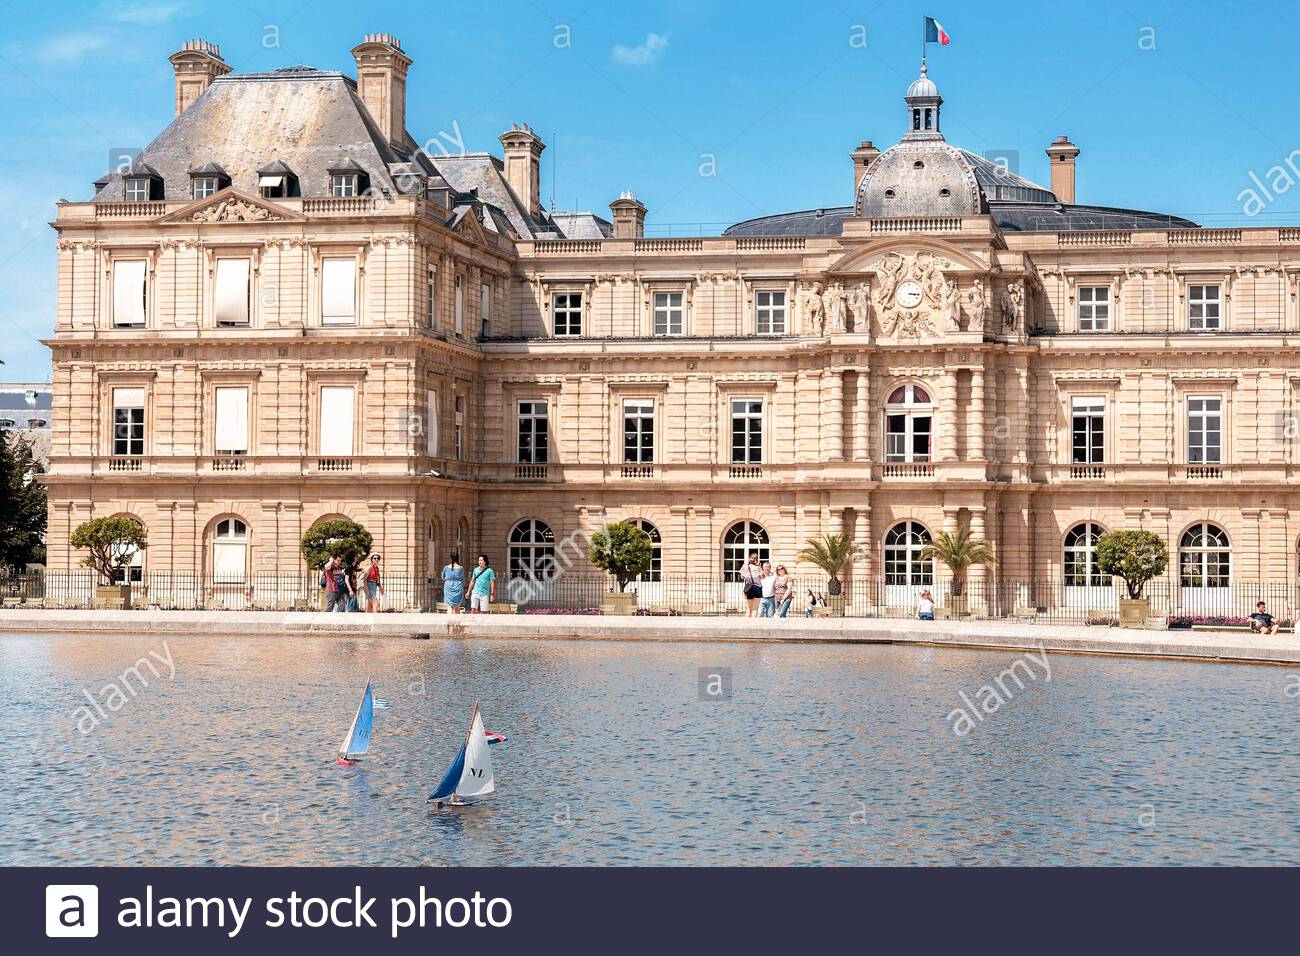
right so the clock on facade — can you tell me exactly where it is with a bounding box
[895,280,923,308]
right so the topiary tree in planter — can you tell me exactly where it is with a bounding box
[1095,529,1168,627]
[588,521,653,592]
[300,519,373,570]
[921,529,996,611]
[70,516,148,608]
[588,522,653,614]
[796,533,862,615]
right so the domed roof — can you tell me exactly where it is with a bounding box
[854,139,983,217]
[906,64,939,99]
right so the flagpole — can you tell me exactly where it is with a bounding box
[921,15,927,69]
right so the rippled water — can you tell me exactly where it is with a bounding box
[0,633,1296,865]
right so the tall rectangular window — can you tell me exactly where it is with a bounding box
[321,257,357,325]
[553,292,583,336]
[214,386,249,456]
[755,290,787,334]
[426,389,439,456]
[1077,286,1110,332]
[1071,396,1105,463]
[623,399,655,463]
[112,387,145,456]
[427,264,437,328]
[1188,284,1221,331]
[319,385,355,456]
[214,258,251,326]
[454,277,464,335]
[112,259,147,327]
[480,283,491,337]
[1187,397,1222,463]
[730,398,763,464]
[517,400,548,464]
[454,395,464,461]
[653,291,684,336]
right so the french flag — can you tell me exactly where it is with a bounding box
[925,17,950,46]
[485,730,507,745]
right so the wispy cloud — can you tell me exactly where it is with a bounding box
[611,32,669,67]
[100,1,187,25]
[33,32,111,65]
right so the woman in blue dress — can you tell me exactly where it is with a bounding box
[442,552,466,613]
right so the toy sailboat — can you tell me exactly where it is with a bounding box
[428,702,497,805]
[336,678,375,766]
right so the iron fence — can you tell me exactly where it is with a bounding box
[2,570,1297,628]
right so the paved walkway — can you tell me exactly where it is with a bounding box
[1,609,1297,666]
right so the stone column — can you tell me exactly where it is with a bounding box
[823,369,844,461]
[969,506,987,610]
[969,365,986,460]
[938,368,958,461]
[854,369,870,461]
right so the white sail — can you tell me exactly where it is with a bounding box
[337,679,374,758]
[457,705,495,797]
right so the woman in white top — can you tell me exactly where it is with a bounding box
[741,552,763,617]
[917,589,936,621]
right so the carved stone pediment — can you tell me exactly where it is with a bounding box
[157,188,302,225]
[869,250,961,340]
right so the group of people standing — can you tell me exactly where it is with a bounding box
[321,553,385,613]
[439,553,497,613]
[738,552,827,619]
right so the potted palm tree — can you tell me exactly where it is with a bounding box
[920,529,996,617]
[796,533,862,616]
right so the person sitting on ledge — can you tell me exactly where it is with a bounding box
[1249,601,1279,635]
[917,589,936,622]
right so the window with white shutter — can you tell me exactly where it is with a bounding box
[214,259,251,326]
[321,257,357,325]
[112,260,147,327]
[319,386,355,456]
[214,386,249,455]
[426,389,439,456]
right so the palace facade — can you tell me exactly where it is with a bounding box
[42,35,1300,611]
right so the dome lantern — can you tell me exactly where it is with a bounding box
[903,62,943,140]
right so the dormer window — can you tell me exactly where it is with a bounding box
[125,178,151,201]
[121,161,163,201]
[192,177,218,199]
[327,160,369,198]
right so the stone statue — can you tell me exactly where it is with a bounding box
[940,279,961,332]
[1001,281,1024,331]
[190,199,276,223]
[874,253,904,310]
[847,281,871,333]
[797,282,825,335]
[967,278,986,332]
[822,282,848,334]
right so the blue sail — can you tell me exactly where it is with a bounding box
[338,680,374,758]
[428,741,467,801]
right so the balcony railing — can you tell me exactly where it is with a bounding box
[1185,464,1224,479]
[881,461,935,478]
[1069,464,1107,480]
[107,456,143,471]
[727,465,763,479]
[515,463,549,480]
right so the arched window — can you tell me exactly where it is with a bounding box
[1180,523,1230,588]
[509,519,555,579]
[884,384,933,462]
[884,520,933,586]
[722,521,769,581]
[631,519,662,582]
[110,517,145,584]
[1063,523,1108,588]
[212,517,248,584]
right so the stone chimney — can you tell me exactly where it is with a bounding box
[498,124,546,219]
[168,40,230,117]
[850,140,881,193]
[351,33,412,149]
[609,192,647,239]
[1046,135,1081,204]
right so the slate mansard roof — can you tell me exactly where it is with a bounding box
[90,66,605,241]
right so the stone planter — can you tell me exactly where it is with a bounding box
[948,595,969,617]
[95,584,132,610]
[827,594,846,617]
[1119,598,1150,629]
[601,591,639,615]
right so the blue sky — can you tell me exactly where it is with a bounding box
[2,0,1299,381]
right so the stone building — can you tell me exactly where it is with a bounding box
[42,37,1300,612]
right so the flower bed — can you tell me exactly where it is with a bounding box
[635,607,682,617]
[1167,615,1294,630]
[520,606,602,615]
